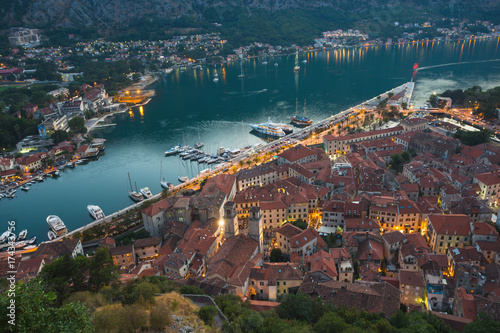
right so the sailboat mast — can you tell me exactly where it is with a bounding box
[135,182,138,192]
[304,98,306,117]
[128,173,133,191]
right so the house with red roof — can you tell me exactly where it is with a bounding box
[276,144,320,165]
[141,199,171,237]
[399,269,425,307]
[249,262,303,301]
[426,214,471,254]
[474,171,500,207]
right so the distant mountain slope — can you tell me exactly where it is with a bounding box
[0,0,498,34]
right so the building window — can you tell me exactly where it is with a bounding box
[260,282,264,286]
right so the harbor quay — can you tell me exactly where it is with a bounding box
[48,81,414,243]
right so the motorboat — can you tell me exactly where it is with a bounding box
[36,175,44,182]
[160,181,174,190]
[194,142,204,149]
[87,205,105,220]
[164,145,182,156]
[24,245,37,250]
[67,162,75,168]
[129,190,143,202]
[27,236,36,245]
[46,215,68,236]
[178,176,189,183]
[140,187,153,199]
[17,229,28,240]
[14,241,27,249]
[48,230,57,240]
[0,230,13,243]
[20,185,30,191]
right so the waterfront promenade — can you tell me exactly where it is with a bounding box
[49,81,414,243]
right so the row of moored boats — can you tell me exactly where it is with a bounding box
[0,227,37,250]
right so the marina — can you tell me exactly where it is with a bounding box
[1,39,500,243]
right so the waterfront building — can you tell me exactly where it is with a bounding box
[32,238,84,261]
[323,126,403,156]
[40,115,69,133]
[16,154,43,173]
[141,199,171,237]
[16,135,53,151]
[276,144,321,166]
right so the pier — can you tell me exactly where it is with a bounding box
[48,82,414,243]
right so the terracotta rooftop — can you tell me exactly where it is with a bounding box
[133,237,161,248]
[428,214,471,236]
[141,199,171,217]
[399,269,425,287]
[276,223,303,239]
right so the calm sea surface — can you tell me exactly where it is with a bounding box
[2,38,500,241]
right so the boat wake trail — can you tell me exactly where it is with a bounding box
[418,59,500,71]
[243,89,268,96]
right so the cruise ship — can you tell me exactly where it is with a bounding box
[87,205,105,220]
[46,215,68,237]
[249,118,293,137]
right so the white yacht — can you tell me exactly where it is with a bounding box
[46,215,68,237]
[87,205,105,220]
[0,230,13,243]
[249,118,293,137]
[178,176,189,183]
[18,229,28,240]
[48,231,57,241]
[140,187,153,199]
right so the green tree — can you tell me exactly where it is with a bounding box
[270,248,284,262]
[464,317,500,333]
[291,219,308,230]
[88,247,119,292]
[198,305,217,325]
[40,254,89,304]
[149,301,172,331]
[51,129,71,144]
[313,312,349,333]
[68,115,87,133]
[0,279,93,333]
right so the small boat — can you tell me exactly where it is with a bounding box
[0,230,12,243]
[200,168,210,174]
[238,61,245,78]
[53,170,60,177]
[293,50,300,72]
[18,229,28,241]
[140,187,153,199]
[178,176,189,183]
[87,205,105,220]
[160,181,174,190]
[128,173,143,202]
[24,245,37,250]
[27,236,36,245]
[58,165,65,170]
[67,162,75,168]
[20,185,30,191]
[6,193,15,199]
[36,175,44,182]
[14,241,27,249]
[47,215,68,236]
[194,142,204,149]
[262,55,268,65]
[274,62,278,67]
[213,77,219,83]
[129,191,143,202]
[302,59,308,64]
[164,145,182,156]
[48,231,57,241]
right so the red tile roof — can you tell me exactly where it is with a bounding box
[399,269,425,287]
[276,223,303,239]
[141,199,171,217]
[428,214,471,236]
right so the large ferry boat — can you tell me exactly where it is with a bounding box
[46,215,68,237]
[249,118,293,137]
[87,205,105,220]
